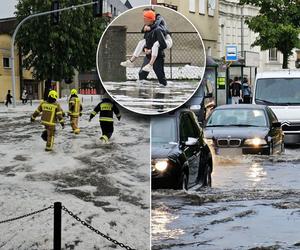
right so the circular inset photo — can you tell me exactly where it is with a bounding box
[97,5,206,115]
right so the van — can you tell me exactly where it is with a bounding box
[253,70,300,144]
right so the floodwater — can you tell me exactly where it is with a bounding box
[152,148,300,250]
[0,101,150,250]
[104,79,200,115]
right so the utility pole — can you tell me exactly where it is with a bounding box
[10,1,98,108]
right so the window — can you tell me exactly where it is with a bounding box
[199,0,206,14]
[269,48,277,61]
[3,57,10,68]
[180,113,198,142]
[189,0,196,13]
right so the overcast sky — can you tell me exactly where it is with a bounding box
[0,0,150,19]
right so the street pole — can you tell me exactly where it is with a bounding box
[241,6,244,58]
[53,202,62,250]
[10,1,97,108]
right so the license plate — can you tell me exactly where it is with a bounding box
[216,147,242,155]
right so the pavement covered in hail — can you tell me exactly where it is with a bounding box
[152,148,300,250]
[103,66,204,115]
[0,96,150,250]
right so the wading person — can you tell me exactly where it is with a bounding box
[21,89,28,104]
[138,10,168,86]
[89,93,121,143]
[120,8,172,73]
[68,89,82,134]
[30,90,65,151]
[5,90,13,107]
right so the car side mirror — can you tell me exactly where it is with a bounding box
[272,122,281,128]
[205,93,213,98]
[185,137,198,146]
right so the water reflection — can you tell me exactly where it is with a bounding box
[248,163,267,184]
[152,207,185,240]
[103,80,198,114]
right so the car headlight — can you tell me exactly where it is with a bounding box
[244,138,267,146]
[154,160,168,172]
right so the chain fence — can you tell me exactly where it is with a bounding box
[125,32,205,81]
[0,203,136,250]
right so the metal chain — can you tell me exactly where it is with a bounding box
[62,206,136,250]
[0,205,54,224]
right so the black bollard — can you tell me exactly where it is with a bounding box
[53,202,62,250]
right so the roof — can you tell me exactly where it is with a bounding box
[0,17,17,35]
[256,70,300,79]
[124,0,133,9]
[215,104,267,110]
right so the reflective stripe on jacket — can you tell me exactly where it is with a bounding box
[90,98,121,123]
[69,96,82,117]
[32,101,64,126]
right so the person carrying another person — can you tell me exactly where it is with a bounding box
[120,8,172,74]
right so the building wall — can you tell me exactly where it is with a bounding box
[156,0,219,59]
[0,34,20,102]
[219,0,297,72]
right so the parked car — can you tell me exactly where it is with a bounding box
[151,109,213,190]
[185,80,215,125]
[253,70,300,144]
[204,104,284,155]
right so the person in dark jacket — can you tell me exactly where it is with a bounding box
[5,90,13,107]
[89,94,121,143]
[242,78,251,104]
[120,8,172,73]
[138,10,168,86]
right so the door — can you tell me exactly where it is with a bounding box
[179,112,201,186]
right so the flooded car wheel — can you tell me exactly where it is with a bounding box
[203,163,212,187]
[176,171,188,190]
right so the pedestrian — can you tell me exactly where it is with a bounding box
[133,10,168,86]
[89,93,121,143]
[30,90,65,151]
[21,90,28,104]
[68,89,82,134]
[230,77,242,104]
[120,8,172,73]
[242,78,251,104]
[5,90,13,107]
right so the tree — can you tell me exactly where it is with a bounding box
[239,0,300,69]
[15,0,107,99]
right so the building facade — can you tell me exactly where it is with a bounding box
[154,0,219,59]
[0,17,43,102]
[219,0,298,73]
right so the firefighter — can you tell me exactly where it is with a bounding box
[30,90,65,151]
[68,89,82,134]
[89,94,121,143]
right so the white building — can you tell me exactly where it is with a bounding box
[218,0,299,73]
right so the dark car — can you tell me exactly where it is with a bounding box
[151,109,213,190]
[204,104,284,155]
[185,80,215,124]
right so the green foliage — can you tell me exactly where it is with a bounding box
[16,0,107,81]
[239,0,300,68]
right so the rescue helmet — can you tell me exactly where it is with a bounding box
[71,89,77,95]
[48,90,58,100]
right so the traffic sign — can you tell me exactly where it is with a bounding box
[225,45,238,61]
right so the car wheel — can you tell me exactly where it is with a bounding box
[176,171,188,190]
[203,162,212,187]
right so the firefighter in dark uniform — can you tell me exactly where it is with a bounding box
[30,90,65,151]
[68,89,82,134]
[89,94,121,143]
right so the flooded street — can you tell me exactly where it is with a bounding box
[152,148,300,250]
[0,98,150,250]
[104,79,200,114]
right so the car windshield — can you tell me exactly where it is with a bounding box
[151,117,177,144]
[206,109,267,127]
[255,78,300,105]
